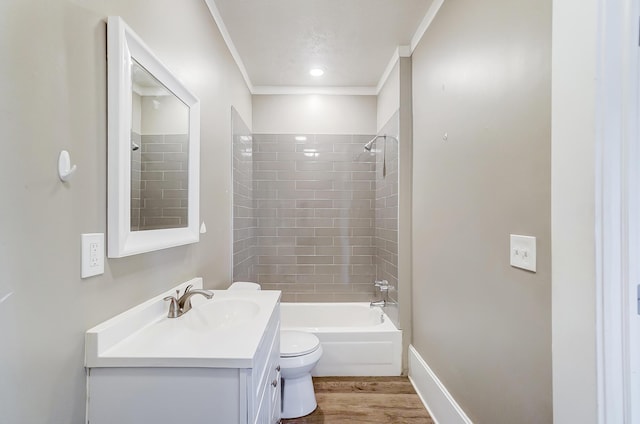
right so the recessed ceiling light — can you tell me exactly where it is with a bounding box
[309,68,324,77]
[295,136,307,141]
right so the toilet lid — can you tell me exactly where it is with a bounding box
[280,330,320,357]
[228,282,261,291]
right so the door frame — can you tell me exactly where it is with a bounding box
[595,0,640,422]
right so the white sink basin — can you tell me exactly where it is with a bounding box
[182,298,261,331]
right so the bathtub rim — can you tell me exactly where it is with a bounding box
[280,302,401,333]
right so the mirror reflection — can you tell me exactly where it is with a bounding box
[130,60,190,231]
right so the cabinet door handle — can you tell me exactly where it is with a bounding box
[272,379,278,388]
[275,365,281,372]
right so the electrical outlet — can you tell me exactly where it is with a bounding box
[510,234,536,272]
[82,233,104,278]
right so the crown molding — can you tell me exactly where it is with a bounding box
[410,0,445,53]
[375,45,410,94]
[375,0,445,94]
[203,0,254,93]
[398,45,412,57]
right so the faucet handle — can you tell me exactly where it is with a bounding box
[163,295,179,318]
[375,280,392,293]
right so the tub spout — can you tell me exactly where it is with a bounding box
[371,279,392,308]
[370,299,387,308]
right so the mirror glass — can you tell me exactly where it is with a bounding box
[130,60,190,231]
[107,16,200,258]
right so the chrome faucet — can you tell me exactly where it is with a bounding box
[370,280,391,308]
[163,284,214,318]
[370,299,387,308]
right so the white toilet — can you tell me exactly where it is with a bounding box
[228,282,323,419]
[279,330,323,418]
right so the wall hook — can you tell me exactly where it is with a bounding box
[58,150,77,182]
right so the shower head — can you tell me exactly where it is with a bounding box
[131,142,140,151]
[363,136,377,152]
[363,134,400,151]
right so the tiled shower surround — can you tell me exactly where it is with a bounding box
[130,132,189,231]
[252,133,378,301]
[232,111,256,282]
[374,116,400,303]
[232,122,399,302]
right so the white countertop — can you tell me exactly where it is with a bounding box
[85,278,280,369]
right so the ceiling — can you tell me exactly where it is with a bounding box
[207,0,435,92]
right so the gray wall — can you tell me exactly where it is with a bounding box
[0,0,251,422]
[253,95,376,135]
[411,0,552,422]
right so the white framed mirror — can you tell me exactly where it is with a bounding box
[107,16,200,258]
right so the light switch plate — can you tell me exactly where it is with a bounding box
[510,234,536,272]
[82,233,105,278]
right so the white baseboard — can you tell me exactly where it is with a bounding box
[408,345,473,424]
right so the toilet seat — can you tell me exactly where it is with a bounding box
[281,330,320,357]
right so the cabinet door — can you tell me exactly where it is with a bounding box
[268,344,281,423]
[252,363,280,424]
[254,387,270,424]
[249,306,281,424]
[269,369,281,423]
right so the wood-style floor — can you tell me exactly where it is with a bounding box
[281,377,434,424]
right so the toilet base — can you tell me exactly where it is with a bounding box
[281,373,317,419]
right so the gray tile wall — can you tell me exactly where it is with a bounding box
[136,134,189,231]
[232,130,399,303]
[131,131,142,231]
[374,117,400,303]
[232,109,256,282]
[252,133,377,302]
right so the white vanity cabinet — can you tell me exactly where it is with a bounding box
[85,279,281,424]
[245,308,281,424]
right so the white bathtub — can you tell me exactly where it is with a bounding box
[280,303,402,376]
